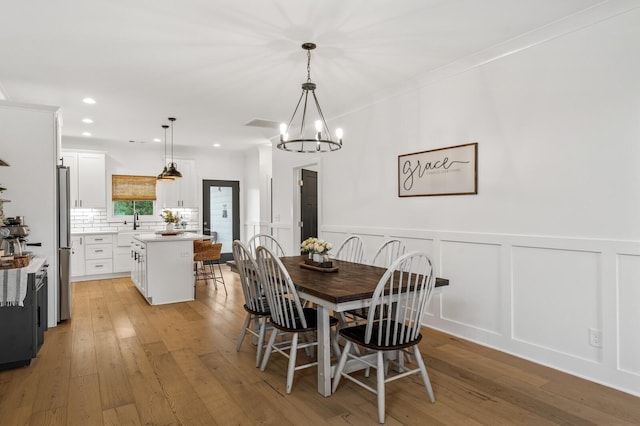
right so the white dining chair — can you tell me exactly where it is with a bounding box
[256,245,339,394]
[334,235,365,263]
[332,251,437,424]
[371,239,406,268]
[346,239,408,328]
[233,240,271,367]
[247,233,286,258]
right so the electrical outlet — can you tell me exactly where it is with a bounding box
[589,328,602,348]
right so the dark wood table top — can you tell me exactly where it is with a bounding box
[279,255,448,305]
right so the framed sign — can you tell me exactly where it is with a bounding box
[398,142,477,197]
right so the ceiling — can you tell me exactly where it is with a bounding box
[0,0,604,151]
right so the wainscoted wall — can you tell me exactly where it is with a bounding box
[312,225,640,396]
[270,5,640,396]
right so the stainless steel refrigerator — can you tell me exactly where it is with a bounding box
[57,165,72,321]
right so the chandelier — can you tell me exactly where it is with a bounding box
[277,43,343,153]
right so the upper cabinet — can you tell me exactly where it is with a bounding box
[158,159,197,208]
[61,152,106,209]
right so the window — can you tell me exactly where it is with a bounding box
[111,174,157,216]
[113,200,154,216]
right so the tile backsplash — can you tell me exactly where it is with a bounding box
[70,208,199,233]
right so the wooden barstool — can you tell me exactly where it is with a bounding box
[193,240,227,295]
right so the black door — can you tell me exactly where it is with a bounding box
[300,169,318,244]
[202,180,240,262]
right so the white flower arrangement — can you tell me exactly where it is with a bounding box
[300,237,332,254]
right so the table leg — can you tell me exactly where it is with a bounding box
[316,305,332,396]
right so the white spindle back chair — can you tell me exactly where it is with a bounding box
[371,239,406,268]
[256,246,339,394]
[247,233,286,258]
[334,235,365,263]
[332,251,436,423]
[232,240,271,367]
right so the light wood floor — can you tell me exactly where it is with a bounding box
[1,267,639,425]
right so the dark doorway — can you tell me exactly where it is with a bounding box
[300,169,318,244]
[202,180,240,262]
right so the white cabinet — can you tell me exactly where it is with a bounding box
[70,236,85,277]
[61,152,106,208]
[159,159,197,208]
[83,234,113,275]
[113,232,138,273]
[130,241,147,297]
[131,236,194,305]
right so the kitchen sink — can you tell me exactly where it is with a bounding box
[117,231,140,247]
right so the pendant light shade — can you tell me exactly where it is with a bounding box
[163,117,182,179]
[157,124,175,181]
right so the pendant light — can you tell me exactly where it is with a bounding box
[163,117,182,179]
[277,42,343,153]
[157,124,175,181]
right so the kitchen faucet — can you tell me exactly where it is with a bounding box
[133,211,139,230]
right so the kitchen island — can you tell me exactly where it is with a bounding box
[131,232,210,305]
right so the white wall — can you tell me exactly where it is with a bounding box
[243,145,273,242]
[272,8,640,395]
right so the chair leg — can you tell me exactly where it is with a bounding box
[376,350,386,424]
[256,317,267,368]
[286,333,299,394]
[413,346,435,403]
[260,329,278,371]
[206,263,217,290]
[332,340,351,393]
[215,261,228,295]
[237,313,251,352]
[331,329,342,358]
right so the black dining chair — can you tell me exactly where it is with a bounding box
[332,251,436,424]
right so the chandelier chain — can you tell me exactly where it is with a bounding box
[307,49,312,83]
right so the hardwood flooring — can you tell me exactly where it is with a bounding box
[1,267,638,425]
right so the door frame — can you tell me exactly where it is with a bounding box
[202,179,240,262]
[292,159,321,250]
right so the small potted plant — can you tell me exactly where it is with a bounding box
[301,237,332,265]
[160,209,180,230]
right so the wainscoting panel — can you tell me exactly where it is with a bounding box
[440,240,503,335]
[617,253,640,376]
[512,246,601,362]
[320,224,639,396]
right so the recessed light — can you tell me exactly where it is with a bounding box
[82,118,94,124]
[82,132,92,137]
[82,97,96,104]
[212,143,221,148]
[153,138,161,142]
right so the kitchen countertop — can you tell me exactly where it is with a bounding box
[71,228,200,236]
[132,232,211,243]
[71,230,117,235]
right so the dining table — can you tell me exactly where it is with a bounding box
[278,255,449,397]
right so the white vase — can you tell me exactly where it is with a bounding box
[166,223,174,231]
[313,253,323,263]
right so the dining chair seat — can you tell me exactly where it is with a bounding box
[339,321,422,351]
[270,307,339,333]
